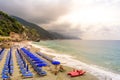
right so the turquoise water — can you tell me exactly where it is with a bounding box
[33,40,120,74]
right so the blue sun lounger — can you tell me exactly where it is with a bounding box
[16,49,33,78]
[2,74,10,79]
[20,48,47,76]
[36,52,60,65]
[2,48,13,79]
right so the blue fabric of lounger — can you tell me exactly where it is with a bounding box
[52,61,60,65]
[36,63,47,67]
[2,74,10,79]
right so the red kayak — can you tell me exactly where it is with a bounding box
[67,70,86,77]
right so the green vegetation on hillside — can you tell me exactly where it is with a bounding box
[0,11,24,36]
[24,27,40,41]
[12,16,55,40]
[0,11,40,41]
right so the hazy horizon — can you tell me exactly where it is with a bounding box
[0,0,120,40]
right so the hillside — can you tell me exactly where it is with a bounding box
[49,31,80,39]
[12,16,80,40]
[0,11,24,36]
[0,11,41,41]
[0,10,80,41]
[12,16,55,40]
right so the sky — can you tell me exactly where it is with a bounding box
[0,0,120,40]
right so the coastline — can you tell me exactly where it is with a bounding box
[29,41,120,80]
[10,41,98,80]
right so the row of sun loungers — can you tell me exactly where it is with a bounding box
[2,48,13,80]
[36,50,86,77]
[16,49,33,78]
[0,47,61,79]
[36,52,60,65]
[20,48,48,76]
[36,52,53,62]
[0,48,5,61]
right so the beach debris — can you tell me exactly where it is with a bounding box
[59,65,65,72]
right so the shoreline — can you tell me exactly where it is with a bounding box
[7,41,98,80]
[29,41,120,80]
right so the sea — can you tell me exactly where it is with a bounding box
[33,40,120,80]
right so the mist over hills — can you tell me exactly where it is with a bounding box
[12,16,80,40]
[0,10,80,41]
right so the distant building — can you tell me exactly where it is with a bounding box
[0,36,11,42]
[10,32,22,41]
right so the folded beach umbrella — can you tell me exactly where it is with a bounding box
[26,64,29,72]
[52,61,60,65]
[36,63,47,67]
[24,62,26,68]
[0,48,4,55]
[31,57,39,60]
[8,65,11,74]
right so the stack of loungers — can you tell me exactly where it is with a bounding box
[20,48,47,76]
[2,48,13,80]
[0,48,5,61]
[36,52,60,65]
[16,49,33,78]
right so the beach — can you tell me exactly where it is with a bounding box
[0,41,98,80]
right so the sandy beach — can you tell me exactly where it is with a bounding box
[0,41,98,80]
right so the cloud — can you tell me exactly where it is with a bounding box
[46,22,83,37]
[0,0,71,24]
[81,25,120,40]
